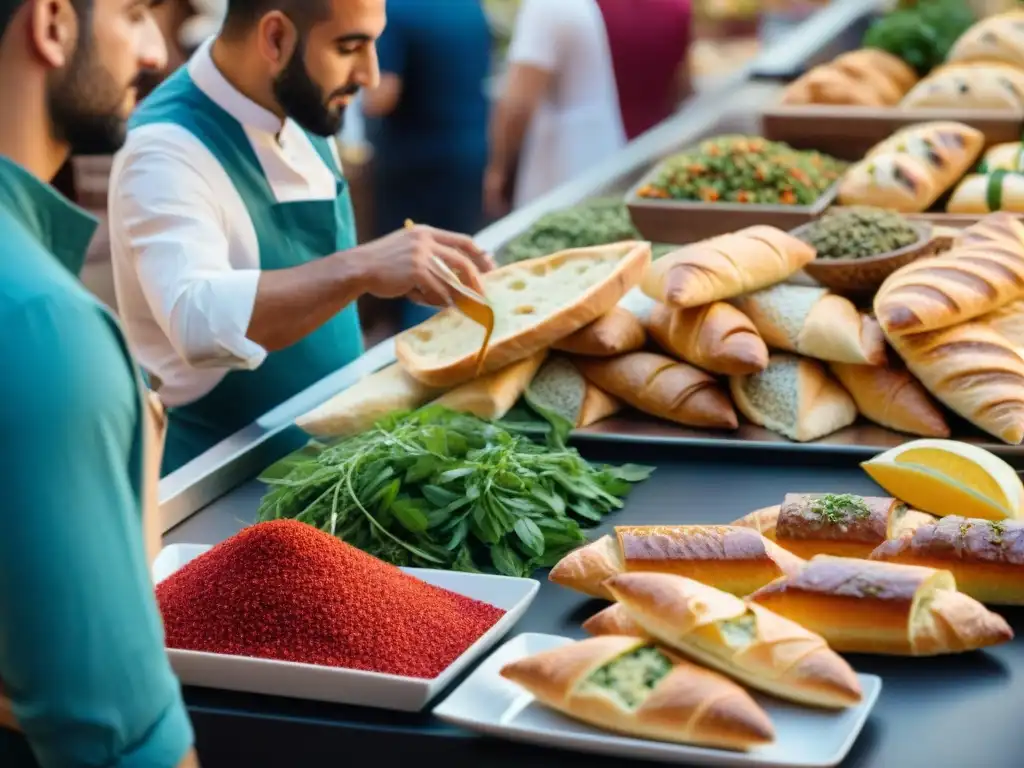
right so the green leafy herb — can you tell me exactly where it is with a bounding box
[256,406,652,577]
[862,0,976,76]
[988,520,1007,545]
[811,493,871,524]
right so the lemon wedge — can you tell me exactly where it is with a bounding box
[862,439,1023,521]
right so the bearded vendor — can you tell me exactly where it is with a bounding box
[108,0,495,475]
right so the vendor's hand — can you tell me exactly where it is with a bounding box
[354,225,495,306]
[484,166,510,219]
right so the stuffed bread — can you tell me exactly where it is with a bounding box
[548,524,804,599]
[837,153,940,213]
[524,355,621,429]
[866,121,984,189]
[947,171,1024,213]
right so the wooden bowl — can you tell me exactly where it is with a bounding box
[793,220,944,296]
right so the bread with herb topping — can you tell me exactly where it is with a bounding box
[731,494,936,561]
[602,573,863,709]
[748,556,1014,655]
[499,635,775,750]
[829,362,950,438]
[729,354,858,442]
[870,516,1024,605]
[548,524,805,599]
[640,226,817,308]
[837,153,939,212]
[866,121,984,191]
[732,285,886,366]
[645,301,769,376]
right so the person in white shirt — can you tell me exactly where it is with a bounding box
[109,0,494,475]
[485,0,692,214]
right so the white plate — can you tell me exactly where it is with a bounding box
[153,543,539,712]
[433,633,882,768]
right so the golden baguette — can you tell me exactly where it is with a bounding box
[884,320,1024,444]
[548,524,804,599]
[500,635,775,751]
[603,573,863,709]
[748,555,1014,656]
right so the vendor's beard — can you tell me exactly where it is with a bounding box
[46,36,139,156]
[273,41,358,137]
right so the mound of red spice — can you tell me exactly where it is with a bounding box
[156,520,506,678]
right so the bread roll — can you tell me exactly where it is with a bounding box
[980,298,1024,346]
[957,210,1024,249]
[499,635,775,750]
[844,48,918,91]
[396,241,651,387]
[575,352,738,430]
[946,11,1024,69]
[901,63,1024,110]
[867,121,984,192]
[431,351,547,420]
[871,516,1024,605]
[548,525,805,599]
[748,555,1014,655]
[732,493,936,561]
[830,362,951,437]
[781,66,887,106]
[730,354,858,442]
[604,573,863,709]
[296,363,443,438]
[837,153,939,212]
[829,52,904,105]
[874,237,1024,335]
[646,301,768,376]
[641,226,817,308]
[732,284,886,366]
[524,355,621,429]
[947,172,1024,213]
[552,307,646,357]
[886,320,1024,444]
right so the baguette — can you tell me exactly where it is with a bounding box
[295,363,443,438]
[575,352,738,430]
[730,354,858,443]
[732,284,886,366]
[883,320,1024,444]
[871,516,1024,606]
[396,241,651,387]
[499,635,775,750]
[980,298,1024,346]
[552,307,646,357]
[748,555,1014,656]
[604,573,863,709]
[524,355,621,429]
[731,493,936,561]
[830,362,950,437]
[947,172,1024,213]
[583,603,647,638]
[874,237,1024,335]
[431,351,547,420]
[646,301,768,376]
[641,226,817,308]
[548,525,805,599]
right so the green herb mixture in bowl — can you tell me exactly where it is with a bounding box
[636,135,847,206]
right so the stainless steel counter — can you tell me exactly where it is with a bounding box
[158,0,885,538]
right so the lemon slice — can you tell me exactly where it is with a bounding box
[862,439,1023,521]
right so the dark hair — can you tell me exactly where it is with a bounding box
[223,0,330,35]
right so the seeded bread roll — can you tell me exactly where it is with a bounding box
[548,524,805,599]
[730,354,858,442]
[500,635,775,750]
[731,493,936,560]
[732,284,886,366]
[604,573,863,709]
[870,516,1024,605]
[552,307,646,357]
[646,301,769,376]
[748,556,1014,656]
[575,352,738,430]
[829,362,951,438]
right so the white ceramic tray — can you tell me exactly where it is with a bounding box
[433,633,882,767]
[153,543,539,712]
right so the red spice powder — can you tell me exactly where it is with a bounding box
[156,520,506,678]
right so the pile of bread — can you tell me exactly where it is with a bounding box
[499,491,1018,749]
[782,11,1024,111]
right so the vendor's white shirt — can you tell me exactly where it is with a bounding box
[507,0,627,208]
[109,40,342,407]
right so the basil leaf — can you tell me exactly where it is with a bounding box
[491,541,526,577]
[513,518,545,557]
[392,500,429,533]
[422,484,461,507]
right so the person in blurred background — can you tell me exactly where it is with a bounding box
[0,1,200,766]
[486,0,693,214]
[108,0,494,475]
[362,0,493,329]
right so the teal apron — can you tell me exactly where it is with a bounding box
[130,69,364,475]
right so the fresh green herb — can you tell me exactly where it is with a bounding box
[582,646,672,709]
[797,206,919,260]
[988,520,1007,545]
[862,0,976,76]
[811,493,871,524]
[959,520,973,538]
[256,406,653,577]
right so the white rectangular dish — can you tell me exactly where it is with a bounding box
[153,543,540,712]
[433,633,881,768]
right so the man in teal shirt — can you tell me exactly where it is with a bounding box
[0,1,199,766]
